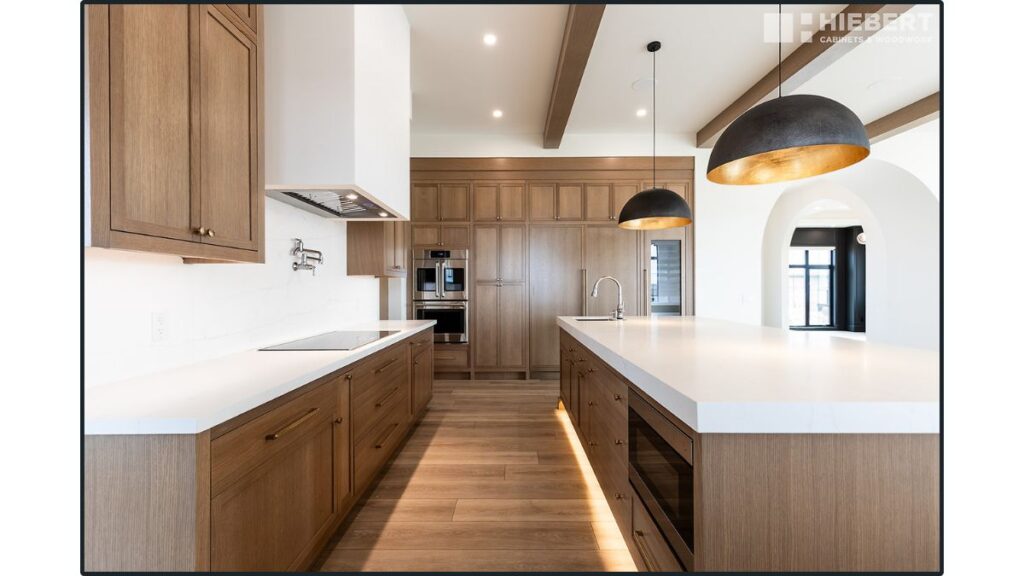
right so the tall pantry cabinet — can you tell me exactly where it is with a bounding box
[87,4,264,263]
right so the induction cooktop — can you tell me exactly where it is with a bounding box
[259,330,399,351]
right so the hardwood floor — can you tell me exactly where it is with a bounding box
[317,379,636,572]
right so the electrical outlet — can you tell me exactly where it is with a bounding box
[151,311,169,343]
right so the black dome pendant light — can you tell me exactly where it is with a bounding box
[706,5,870,185]
[618,41,693,231]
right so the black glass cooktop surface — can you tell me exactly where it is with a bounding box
[260,330,399,351]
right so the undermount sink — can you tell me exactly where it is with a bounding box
[575,316,622,322]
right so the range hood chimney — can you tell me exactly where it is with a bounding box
[263,5,410,220]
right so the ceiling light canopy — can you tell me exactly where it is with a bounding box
[617,41,693,231]
[483,33,497,46]
[636,108,647,118]
[491,109,503,118]
[707,4,869,186]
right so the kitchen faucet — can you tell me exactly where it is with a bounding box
[591,276,624,320]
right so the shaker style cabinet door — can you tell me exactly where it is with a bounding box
[107,5,196,242]
[198,5,260,251]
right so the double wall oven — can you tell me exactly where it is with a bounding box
[629,390,696,570]
[413,249,468,343]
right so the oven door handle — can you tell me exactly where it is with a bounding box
[440,261,447,298]
[435,262,442,298]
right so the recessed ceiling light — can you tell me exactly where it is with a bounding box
[483,33,497,46]
[636,108,648,118]
[345,192,358,200]
[378,211,389,218]
[492,109,503,118]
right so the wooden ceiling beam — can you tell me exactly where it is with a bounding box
[865,92,940,143]
[542,4,605,149]
[695,4,913,148]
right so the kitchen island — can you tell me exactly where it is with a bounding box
[557,316,939,572]
[85,320,436,572]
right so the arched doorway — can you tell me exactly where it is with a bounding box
[761,160,939,350]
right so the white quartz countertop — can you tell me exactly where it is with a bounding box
[557,316,938,434]
[85,320,436,435]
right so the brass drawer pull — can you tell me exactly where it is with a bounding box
[410,341,423,347]
[375,358,398,374]
[436,355,456,361]
[633,529,660,572]
[615,492,625,500]
[265,407,320,441]
[375,422,400,449]
[375,386,400,408]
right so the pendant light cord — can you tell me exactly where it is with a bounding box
[778,4,782,99]
[652,45,656,184]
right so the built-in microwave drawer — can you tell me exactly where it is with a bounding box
[630,486,685,572]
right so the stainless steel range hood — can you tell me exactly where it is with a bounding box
[266,185,397,220]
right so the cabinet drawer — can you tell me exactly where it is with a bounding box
[631,490,684,572]
[408,329,433,349]
[211,381,336,495]
[352,366,409,444]
[354,407,409,493]
[350,345,406,404]
[434,346,469,369]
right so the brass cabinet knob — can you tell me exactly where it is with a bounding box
[195,227,208,236]
[334,417,344,424]
[587,367,595,373]
[615,492,625,500]
[345,374,353,381]
[615,439,624,446]
[614,394,622,401]
[496,216,502,221]
[588,401,594,407]
[589,441,597,447]
[206,229,215,238]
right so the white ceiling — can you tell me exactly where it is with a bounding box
[405,4,941,137]
[793,4,940,124]
[404,4,567,135]
[567,4,844,134]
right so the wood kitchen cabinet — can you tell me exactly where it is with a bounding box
[529,182,583,221]
[411,183,470,222]
[347,222,408,277]
[411,224,470,248]
[584,226,641,317]
[473,181,526,221]
[586,182,641,222]
[85,329,434,572]
[87,4,264,263]
[474,225,527,371]
[529,225,584,371]
[409,331,434,417]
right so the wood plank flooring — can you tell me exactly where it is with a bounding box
[317,379,636,572]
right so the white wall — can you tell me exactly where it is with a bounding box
[84,198,379,388]
[870,119,940,200]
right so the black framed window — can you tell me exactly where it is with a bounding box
[788,248,834,328]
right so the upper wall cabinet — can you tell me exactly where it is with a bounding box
[87,4,264,263]
[411,183,470,222]
[473,182,526,222]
